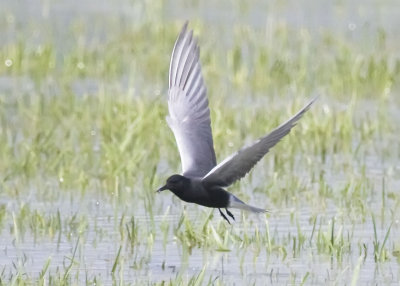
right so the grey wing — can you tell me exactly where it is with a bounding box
[202,98,316,187]
[167,22,216,178]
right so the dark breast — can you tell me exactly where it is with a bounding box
[172,179,230,209]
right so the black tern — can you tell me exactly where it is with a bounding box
[157,22,315,224]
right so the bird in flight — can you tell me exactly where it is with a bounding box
[157,22,316,224]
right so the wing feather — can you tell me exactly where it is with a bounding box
[202,98,316,187]
[167,22,216,178]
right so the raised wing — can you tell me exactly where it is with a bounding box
[167,22,216,178]
[202,98,316,187]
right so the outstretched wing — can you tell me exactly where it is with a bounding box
[167,22,216,178]
[202,98,316,187]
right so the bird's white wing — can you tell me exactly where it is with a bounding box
[167,22,216,178]
[202,98,316,187]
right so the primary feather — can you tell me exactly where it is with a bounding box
[202,98,316,187]
[167,22,216,178]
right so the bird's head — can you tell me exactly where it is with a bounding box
[157,174,189,195]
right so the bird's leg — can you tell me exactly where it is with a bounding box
[218,208,231,224]
[225,208,235,221]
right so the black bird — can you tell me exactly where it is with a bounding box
[157,22,316,224]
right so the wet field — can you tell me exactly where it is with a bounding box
[0,0,399,284]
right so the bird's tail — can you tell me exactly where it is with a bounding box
[228,195,267,213]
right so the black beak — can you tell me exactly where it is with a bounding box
[156,185,168,193]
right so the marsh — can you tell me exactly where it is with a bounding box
[0,0,399,284]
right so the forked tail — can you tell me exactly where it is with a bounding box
[228,195,267,213]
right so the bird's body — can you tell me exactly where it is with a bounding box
[157,22,316,223]
[170,177,230,208]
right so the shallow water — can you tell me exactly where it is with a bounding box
[1,205,399,284]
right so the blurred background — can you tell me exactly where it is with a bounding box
[0,0,399,285]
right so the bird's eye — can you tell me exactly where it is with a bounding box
[168,176,180,184]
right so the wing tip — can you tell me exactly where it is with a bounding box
[297,96,318,116]
[178,21,189,39]
[182,20,189,30]
[169,21,191,87]
[286,96,318,126]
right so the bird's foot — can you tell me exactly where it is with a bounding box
[218,208,231,224]
[225,208,235,221]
